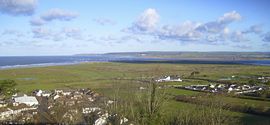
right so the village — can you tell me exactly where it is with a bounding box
[156,75,270,96]
[0,88,129,125]
[181,83,269,95]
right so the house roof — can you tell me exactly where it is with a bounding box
[14,96,38,104]
[159,75,180,79]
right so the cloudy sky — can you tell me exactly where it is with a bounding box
[0,0,270,56]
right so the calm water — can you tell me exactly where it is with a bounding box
[0,55,269,69]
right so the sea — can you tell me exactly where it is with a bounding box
[0,55,269,69]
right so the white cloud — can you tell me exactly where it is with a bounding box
[0,0,37,16]
[243,24,262,34]
[32,27,52,39]
[196,11,241,33]
[196,21,225,33]
[120,35,143,42]
[223,27,230,35]
[124,8,159,33]
[218,11,241,24]
[124,9,252,44]
[32,27,85,41]
[2,29,24,37]
[218,27,230,40]
[62,27,82,40]
[32,27,64,41]
[230,31,247,42]
[262,32,270,42]
[41,8,78,21]
[157,21,202,41]
[30,8,79,26]
[136,8,159,30]
[30,17,46,26]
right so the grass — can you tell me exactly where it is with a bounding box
[221,96,270,108]
[1,62,268,92]
[163,100,270,125]
[165,88,199,96]
[0,62,270,124]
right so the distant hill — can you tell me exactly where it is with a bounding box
[76,51,270,60]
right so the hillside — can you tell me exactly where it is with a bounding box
[77,52,270,60]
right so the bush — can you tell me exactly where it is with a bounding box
[0,79,17,97]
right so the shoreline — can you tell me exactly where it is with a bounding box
[1,59,270,70]
[0,61,105,70]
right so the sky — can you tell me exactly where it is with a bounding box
[0,0,270,56]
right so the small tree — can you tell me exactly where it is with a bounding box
[130,80,167,125]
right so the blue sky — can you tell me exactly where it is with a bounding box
[0,0,270,56]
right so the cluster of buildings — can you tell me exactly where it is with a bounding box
[181,83,268,95]
[258,76,270,83]
[0,88,130,124]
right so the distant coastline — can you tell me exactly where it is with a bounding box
[0,55,270,70]
[101,51,270,60]
[0,62,80,70]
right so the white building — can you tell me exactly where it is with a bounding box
[63,91,72,96]
[156,76,182,82]
[36,90,51,97]
[209,84,215,88]
[0,107,37,120]
[55,89,63,94]
[53,94,60,100]
[258,77,265,80]
[14,95,39,106]
[82,107,101,114]
[36,90,43,96]
[42,92,51,97]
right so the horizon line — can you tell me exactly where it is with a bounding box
[1,51,270,57]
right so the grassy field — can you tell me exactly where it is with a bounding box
[1,62,269,92]
[0,62,270,124]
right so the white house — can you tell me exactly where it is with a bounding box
[242,85,251,90]
[156,76,182,82]
[209,84,215,88]
[63,91,71,96]
[82,107,101,114]
[228,87,233,92]
[53,94,60,100]
[217,84,225,88]
[42,91,51,97]
[258,77,265,80]
[54,89,71,96]
[14,95,39,106]
[36,90,51,97]
[55,89,63,94]
[36,90,43,96]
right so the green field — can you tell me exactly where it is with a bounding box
[0,62,270,124]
